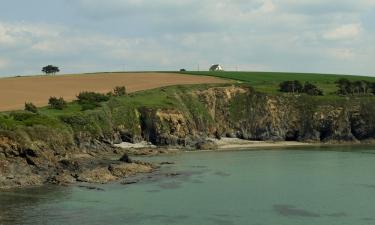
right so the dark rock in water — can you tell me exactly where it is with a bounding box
[165,172,181,177]
[119,153,132,163]
[78,185,105,191]
[121,180,138,185]
[160,161,175,165]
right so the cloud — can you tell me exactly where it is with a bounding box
[328,48,356,59]
[0,58,9,69]
[323,23,363,40]
[0,0,375,76]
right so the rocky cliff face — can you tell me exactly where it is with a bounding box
[1,85,374,188]
[135,86,374,146]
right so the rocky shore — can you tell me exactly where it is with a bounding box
[0,146,155,189]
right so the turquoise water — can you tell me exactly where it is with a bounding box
[1,146,375,225]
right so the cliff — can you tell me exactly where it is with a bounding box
[1,84,374,188]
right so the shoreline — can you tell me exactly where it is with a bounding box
[116,138,375,154]
[212,138,313,150]
[2,139,374,190]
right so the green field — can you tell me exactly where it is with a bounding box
[180,71,375,95]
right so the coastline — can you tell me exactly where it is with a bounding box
[2,138,374,190]
[116,138,375,154]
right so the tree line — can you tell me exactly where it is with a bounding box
[335,78,375,96]
[279,81,323,96]
[279,79,375,96]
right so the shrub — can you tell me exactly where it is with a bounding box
[10,111,35,121]
[24,102,38,113]
[180,69,186,72]
[113,86,127,96]
[303,82,324,96]
[80,102,98,111]
[77,91,110,110]
[279,81,303,93]
[48,97,67,110]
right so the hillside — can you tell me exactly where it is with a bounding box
[0,72,226,111]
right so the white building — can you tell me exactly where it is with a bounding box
[209,64,224,71]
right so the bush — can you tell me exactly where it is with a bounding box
[180,69,186,72]
[371,82,375,95]
[77,91,110,110]
[303,82,324,96]
[24,102,38,113]
[80,102,98,111]
[279,81,303,93]
[10,111,35,121]
[113,86,127,96]
[48,97,67,110]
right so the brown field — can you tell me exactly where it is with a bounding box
[0,72,227,111]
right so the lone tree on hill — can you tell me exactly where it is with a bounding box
[42,65,60,75]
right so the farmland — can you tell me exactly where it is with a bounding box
[0,72,227,111]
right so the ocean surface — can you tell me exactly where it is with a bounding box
[1,145,375,225]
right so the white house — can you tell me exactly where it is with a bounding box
[209,64,224,71]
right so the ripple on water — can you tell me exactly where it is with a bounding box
[273,204,320,217]
[213,171,231,177]
[158,181,182,189]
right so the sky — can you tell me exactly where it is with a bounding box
[0,0,374,77]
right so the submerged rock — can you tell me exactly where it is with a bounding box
[119,153,132,163]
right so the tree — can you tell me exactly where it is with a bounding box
[371,82,375,95]
[279,80,303,93]
[42,65,60,75]
[358,80,371,95]
[48,97,67,110]
[335,78,351,95]
[303,82,323,96]
[335,79,372,96]
[24,102,38,113]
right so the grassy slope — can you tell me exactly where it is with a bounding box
[180,71,375,95]
[0,84,224,144]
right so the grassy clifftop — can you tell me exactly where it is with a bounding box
[180,71,375,95]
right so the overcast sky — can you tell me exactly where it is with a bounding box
[0,0,374,77]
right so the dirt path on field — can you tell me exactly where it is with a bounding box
[0,72,227,111]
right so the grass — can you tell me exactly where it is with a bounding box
[180,71,375,95]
